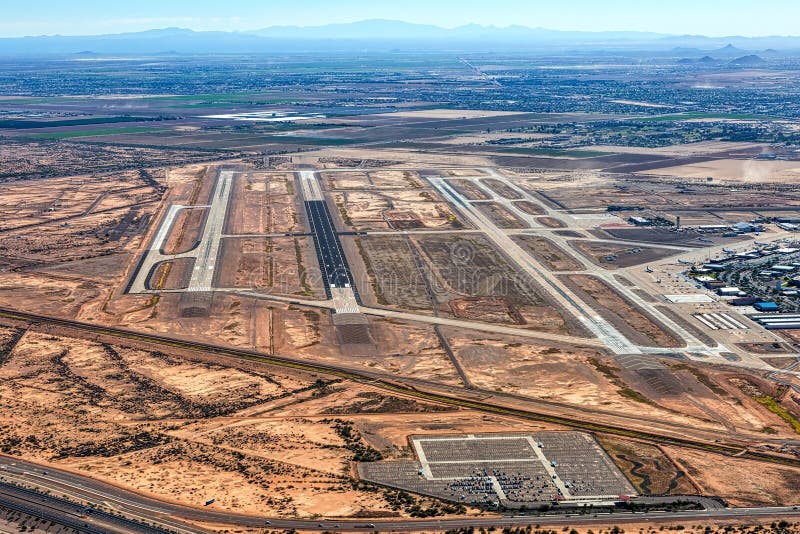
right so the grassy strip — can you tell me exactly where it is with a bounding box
[24,126,171,139]
[755,395,800,435]
[0,116,153,129]
[588,357,656,406]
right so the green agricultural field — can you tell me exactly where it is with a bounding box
[25,126,173,139]
[0,116,156,129]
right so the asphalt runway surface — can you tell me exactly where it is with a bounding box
[305,199,358,298]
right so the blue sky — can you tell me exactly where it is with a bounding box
[0,0,795,38]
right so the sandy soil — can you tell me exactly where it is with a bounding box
[638,158,800,183]
[666,446,800,506]
[0,328,475,518]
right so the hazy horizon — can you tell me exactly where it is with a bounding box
[1,0,798,38]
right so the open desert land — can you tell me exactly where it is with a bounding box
[354,231,581,333]
[440,327,800,438]
[3,88,800,530]
[0,325,798,522]
[312,146,496,168]
[0,328,484,518]
[332,189,464,231]
[637,158,800,184]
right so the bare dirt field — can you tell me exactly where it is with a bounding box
[356,235,434,310]
[224,172,300,235]
[324,170,423,191]
[414,234,575,332]
[514,200,546,215]
[513,235,584,271]
[214,236,326,298]
[666,446,800,506]
[482,178,524,199]
[638,158,800,184]
[475,202,528,229]
[333,190,464,231]
[162,207,205,254]
[443,329,766,433]
[537,216,567,228]
[447,179,491,200]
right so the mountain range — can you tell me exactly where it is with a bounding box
[2,20,800,55]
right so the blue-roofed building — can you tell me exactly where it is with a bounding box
[754,301,780,312]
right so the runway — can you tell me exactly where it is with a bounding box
[127,167,235,294]
[299,169,361,310]
[428,175,640,355]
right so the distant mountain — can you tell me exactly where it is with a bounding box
[251,20,666,42]
[677,55,718,64]
[713,44,748,56]
[729,54,767,66]
[1,21,800,55]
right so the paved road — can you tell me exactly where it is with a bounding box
[2,457,799,532]
[0,481,180,534]
[4,305,796,452]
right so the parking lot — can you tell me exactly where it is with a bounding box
[358,432,636,507]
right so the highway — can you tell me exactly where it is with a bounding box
[1,458,799,533]
[0,480,179,533]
